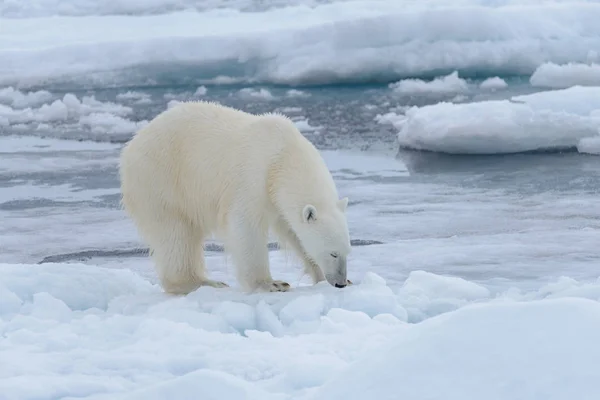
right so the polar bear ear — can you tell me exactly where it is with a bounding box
[337,197,349,212]
[302,204,317,223]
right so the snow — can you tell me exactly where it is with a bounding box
[577,135,600,155]
[312,297,600,400]
[0,87,147,137]
[479,76,508,90]
[385,86,600,154]
[530,62,600,89]
[3,1,600,87]
[389,71,469,95]
[2,262,600,399]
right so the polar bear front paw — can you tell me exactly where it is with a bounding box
[256,280,291,292]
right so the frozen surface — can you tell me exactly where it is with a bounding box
[530,62,600,89]
[3,1,600,87]
[479,76,508,91]
[312,297,600,400]
[383,86,600,154]
[2,263,600,399]
[3,124,600,399]
[0,87,147,139]
[389,71,468,95]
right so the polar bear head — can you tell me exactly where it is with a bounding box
[298,197,352,288]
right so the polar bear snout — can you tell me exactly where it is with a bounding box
[324,255,348,289]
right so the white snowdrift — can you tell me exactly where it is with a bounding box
[530,62,600,89]
[386,86,600,154]
[312,297,600,400]
[2,262,600,399]
[2,1,600,86]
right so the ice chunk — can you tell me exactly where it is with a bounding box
[3,3,600,87]
[393,86,600,154]
[398,270,491,322]
[0,87,53,108]
[279,294,326,326]
[389,71,468,95]
[0,89,145,137]
[530,62,600,89]
[479,76,508,90]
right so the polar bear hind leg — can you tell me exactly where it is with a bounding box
[133,207,228,295]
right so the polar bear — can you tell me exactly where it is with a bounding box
[119,101,352,295]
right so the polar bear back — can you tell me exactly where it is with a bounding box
[119,101,339,237]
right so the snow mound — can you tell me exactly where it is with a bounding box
[0,87,147,138]
[3,262,600,399]
[3,2,600,87]
[530,62,600,89]
[387,86,600,154]
[312,297,600,400]
[398,270,491,322]
[0,262,409,399]
[479,76,508,90]
[389,71,469,95]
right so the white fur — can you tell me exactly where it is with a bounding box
[119,101,351,295]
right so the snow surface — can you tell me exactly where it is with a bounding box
[3,263,600,400]
[0,87,147,138]
[383,86,600,154]
[389,71,468,95]
[312,297,600,400]
[479,76,508,90]
[3,1,600,87]
[530,62,600,88]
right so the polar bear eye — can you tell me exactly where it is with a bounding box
[330,252,338,258]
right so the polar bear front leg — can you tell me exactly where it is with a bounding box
[227,210,291,293]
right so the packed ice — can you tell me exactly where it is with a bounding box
[3,1,600,87]
[381,86,600,154]
[389,71,469,96]
[0,87,147,138]
[530,62,600,89]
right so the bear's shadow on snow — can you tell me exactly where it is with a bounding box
[37,239,383,264]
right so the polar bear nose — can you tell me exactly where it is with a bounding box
[334,283,347,288]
